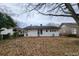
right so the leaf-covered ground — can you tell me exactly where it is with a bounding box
[0,37,79,56]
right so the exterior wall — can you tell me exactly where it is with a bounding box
[26,29,59,37]
[24,30,28,37]
[18,30,24,35]
[27,30,38,36]
[71,28,77,34]
[59,25,79,36]
[76,27,79,36]
[40,29,59,36]
[1,28,14,35]
[59,25,72,35]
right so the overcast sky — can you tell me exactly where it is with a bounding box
[0,3,76,28]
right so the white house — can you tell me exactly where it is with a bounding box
[0,28,14,35]
[24,24,60,37]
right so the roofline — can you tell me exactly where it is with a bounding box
[24,26,60,30]
[59,23,78,28]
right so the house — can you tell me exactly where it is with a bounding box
[0,28,15,39]
[0,27,25,39]
[0,28,14,35]
[59,23,79,36]
[14,27,24,36]
[24,24,60,37]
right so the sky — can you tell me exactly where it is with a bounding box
[0,3,76,28]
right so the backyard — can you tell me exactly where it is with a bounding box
[0,37,79,56]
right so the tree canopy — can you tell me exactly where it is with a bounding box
[0,12,16,29]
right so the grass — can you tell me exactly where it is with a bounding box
[0,37,79,56]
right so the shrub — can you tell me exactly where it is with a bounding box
[3,33,10,39]
[13,32,19,38]
[0,34,2,40]
[67,34,77,37]
[19,34,24,37]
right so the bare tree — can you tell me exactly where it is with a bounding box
[65,4,79,25]
[24,3,79,25]
[0,3,79,25]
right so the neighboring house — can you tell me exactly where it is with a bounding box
[59,23,79,36]
[24,24,60,37]
[14,27,24,36]
[0,28,14,35]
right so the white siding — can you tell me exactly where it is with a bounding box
[27,29,59,37]
[24,31,28,37]
[40,30,59,36]
[1,28,14,35]
[28,30,38,36]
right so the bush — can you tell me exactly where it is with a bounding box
[67,34,77,37]
[0,34,2,40]
[13,32,19,38]
[3,33,10,39]
[19,34,24,37]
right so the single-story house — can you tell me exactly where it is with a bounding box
[14,27,24,36]
[24,24,60,37]
[59,23,79,36]
[0,27,25,39]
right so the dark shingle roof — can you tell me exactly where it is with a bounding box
[24,26,59,30]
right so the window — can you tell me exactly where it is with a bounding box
[72,28,77,34]
[46,29,48,32]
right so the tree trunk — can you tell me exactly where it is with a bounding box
[65,3,79,26]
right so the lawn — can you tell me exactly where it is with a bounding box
[0,37,79,56]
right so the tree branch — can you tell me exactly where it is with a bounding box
[36,10,72,17]
[65,3,79,25]
[36,9,79,17]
